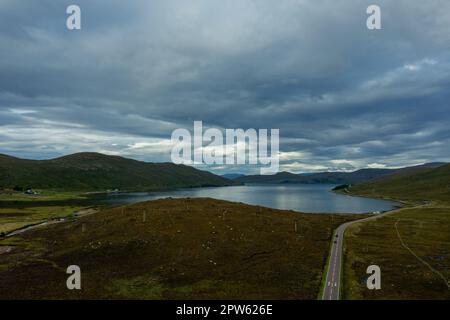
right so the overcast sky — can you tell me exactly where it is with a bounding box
[0,0,449,174]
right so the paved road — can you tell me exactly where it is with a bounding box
[321,206,412,300]
[322,221,350,300]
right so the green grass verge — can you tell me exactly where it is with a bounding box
[0,190,87,202]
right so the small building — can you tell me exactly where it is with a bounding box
[24,188,37,195]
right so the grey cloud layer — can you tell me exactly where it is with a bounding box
[0,0,449,173]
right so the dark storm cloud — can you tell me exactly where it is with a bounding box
[0,0,449,173]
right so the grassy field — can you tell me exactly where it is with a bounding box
[343,205,450,299]
[0,205,90,234]
[0,190,87,202]
[0,198,362,299]
[0,190,92,234]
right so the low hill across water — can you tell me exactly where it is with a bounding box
[0,152,235,191]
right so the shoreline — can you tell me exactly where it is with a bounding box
[331,187,412,207]
[1,184,401,213]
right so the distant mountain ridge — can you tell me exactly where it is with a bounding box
[234,163,446,185]
[0,152,235,191]
[221,173,245,180]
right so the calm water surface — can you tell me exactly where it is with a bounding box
[92,184,400,214]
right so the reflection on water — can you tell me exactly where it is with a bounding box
[91,184,400,214]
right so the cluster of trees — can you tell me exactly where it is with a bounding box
[0,185,34,193]
[12,185,33,192]
[332,184,351,191]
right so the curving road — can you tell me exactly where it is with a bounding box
[321,206,410,300]
[3,208,98,239]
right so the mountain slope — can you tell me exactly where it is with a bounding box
[235,163,445,185]
[347,163,450,203]
[0,152,235,191]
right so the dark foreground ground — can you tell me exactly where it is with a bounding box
[0,198,360,299]
[344,205,450,299]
